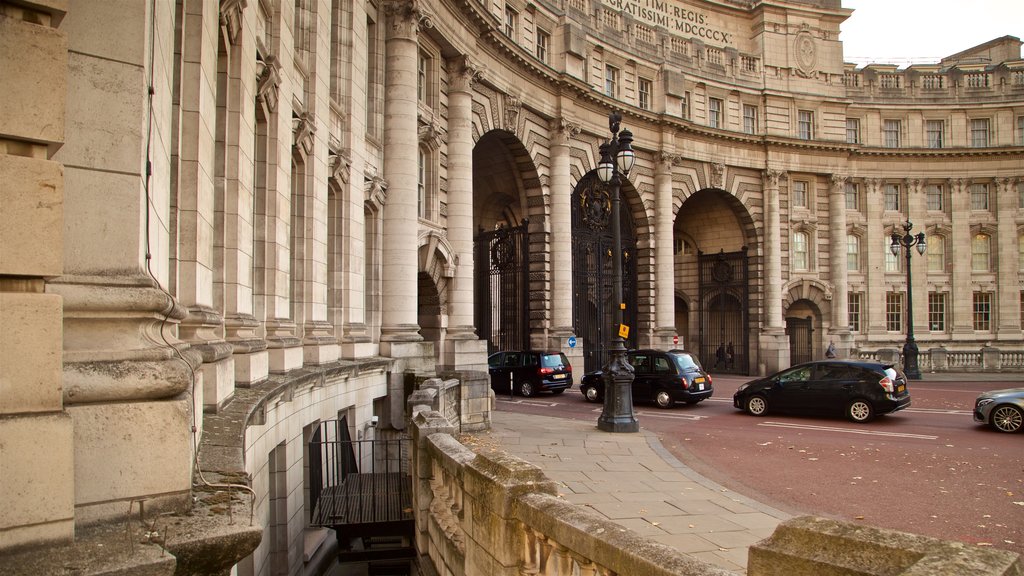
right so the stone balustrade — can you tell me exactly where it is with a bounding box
[856,346,1024,373]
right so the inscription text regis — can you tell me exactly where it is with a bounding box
[602,0,732,44]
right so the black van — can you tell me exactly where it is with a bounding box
[488,350,573,397]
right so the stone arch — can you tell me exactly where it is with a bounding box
[418,230,455,365]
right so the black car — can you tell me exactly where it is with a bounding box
[732,360,911,423]
[488,350,573,397]
[579,349,713,409]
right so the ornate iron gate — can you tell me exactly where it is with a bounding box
[474,220,530,354]
[787,316,814,365]
[572,174,638,374]
[698,249,749,374]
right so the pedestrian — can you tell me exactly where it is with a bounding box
[715,343,726,369]
[825,340,836,359]
[726,342,734,368]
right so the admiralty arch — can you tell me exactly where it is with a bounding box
[2,0,1022,572]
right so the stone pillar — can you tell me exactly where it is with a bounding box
[0,2,74,548]
[548,118,582,369]
[443,57,487,371]
[828,174,851,357]
[995,178,1021,337]
[380,0,427,347]
[864,179,886,335]
[949,178,973,335]
[653,153,678,349]
[761,169,789,373]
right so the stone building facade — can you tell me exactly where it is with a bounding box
[1,0,1021,573]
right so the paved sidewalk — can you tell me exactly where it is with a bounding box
[478,410,792,574]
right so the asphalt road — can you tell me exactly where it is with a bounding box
[496,373,1024,559]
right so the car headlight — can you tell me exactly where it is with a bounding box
[976,398,994,408]
[736,383,749,394]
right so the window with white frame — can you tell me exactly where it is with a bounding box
[798,110,814,140]
[885,236,903,273]
[536,28,550,63]
[417,52,427,103]
[970,183,989,210]
[883,119,901,147]
[504,6,518,38]
[1019,234,1024,271]
[926,184,944,211]
[847,234,860,271]
[884,183,900,211]
[708,97,723,128]
[638,77,652,110]
[792,180,808,208]
[418,148,426,218]
[973,292,992,331]
[848,292,862,332]
[846,118,860,144]
[927,234,945,272]
[792,231,809,271]
[886,292,903,332]
[971,233,991,272]
[1018,115,1024,145]
[605,65,618,97]
[928,292,946,332]
[681,91,691,119]
[845,182,859,210]
[970,118,990,147]
[743,104,758,134]
[926,120,944,148]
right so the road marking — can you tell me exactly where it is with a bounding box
[904,407,972,416]
[497,399,560,407]
[758,421,938,440]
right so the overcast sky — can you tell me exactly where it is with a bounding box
[839,0,1024,66]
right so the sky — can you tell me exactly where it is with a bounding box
[839,0,1024,66]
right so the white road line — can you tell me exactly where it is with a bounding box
[758,421,938,440]
[496,399,560,407]
[634,411,707,421]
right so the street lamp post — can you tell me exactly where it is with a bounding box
[596,112,639,433]
[890,220,927,380]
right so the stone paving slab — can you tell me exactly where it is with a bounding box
[485,410,793,574]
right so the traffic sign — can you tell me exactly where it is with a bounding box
[568,336,577,348]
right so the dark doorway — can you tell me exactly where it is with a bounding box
[474,220,530,354]
[571,174,638,373]
[698,249,749,374]
[787,316,814,365]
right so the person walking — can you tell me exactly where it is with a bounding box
[825,340,837,359]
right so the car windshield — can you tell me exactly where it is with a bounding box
[541,354,567,368]
[671,352,702,371]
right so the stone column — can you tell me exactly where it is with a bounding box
[864,179,886,334]
[380,0,427,347]
[828,175,851,356]
[949,178,973,335]
[443,57,487,371]
[653,153,678,349]
[995,177,1021,336]
[760,169,789,373]
[548,117,582,368]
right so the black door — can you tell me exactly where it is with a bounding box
[786,316,814,365]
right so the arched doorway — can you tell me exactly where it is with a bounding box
[571,172,638,373]
[786,299,823,365]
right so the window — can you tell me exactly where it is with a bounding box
[884,183,900,212]
[973,292,992,331]
[846,235,860,271]
[418,148,426,218]
[883,119,901,148]
[605,65,618,97]
[971,233,990,272]
[927,235,945,272]
[1019,234,1024,272]
[926,184,944,211]
[708,97,723,128]
[792,231,809,271]
[926,120,944,148]
[1020,180,1024,209]
[1018,116,1024,146]
[798,110,814,140]
[885,236,903,273]
[536,28,550,63]
[417,52,427,102]
[638,77,652,110]
[970,183,989,210]
[792,180,808,208]
[928,293,946,332]
[845,182,859,210]
[681,91,691,119]
[743,104,758,134]
[970,118,990,147]
[846,118,860,144]
[848,292,862,332]
[504,6,517,38]
[886,292,903,332]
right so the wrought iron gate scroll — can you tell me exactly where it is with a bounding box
[698,248,749,375]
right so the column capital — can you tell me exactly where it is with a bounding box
[763,169,786,188]
[551,117,581,146]
[829,174,848,190]
[864,177,882,191]
[447,56,484,92]
[947,177,968,194]
[995,176,1017,193]
[384,0,433,39]
[904,177,923,193]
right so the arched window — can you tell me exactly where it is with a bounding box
[971,233,991,272]
[846,234,860,272]
[793,231,808,271]
[927,234,945,272]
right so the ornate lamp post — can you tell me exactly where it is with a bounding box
[890,220,926,380]
[596,112,639,433]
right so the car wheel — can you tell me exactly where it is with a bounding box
[847,399,874,423]
[583,386,601,403]
[990,405,1023,433]
[745,395,768,416]
[654,390,674,409]
[518,381,535,397]
[551,388,565,395]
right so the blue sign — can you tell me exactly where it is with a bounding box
[567,336,577,348]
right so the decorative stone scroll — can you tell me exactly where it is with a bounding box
[365,172,388,210]
[292,113,315,156]
[551,117,581,145]
[220,0,246,45]
[447,57,484,92]
[763,168,787,188]
[329,148,351,185]
[504,94,522,133]
[256,54,281,112]
[384,0,434,38]
[711,162,725,189]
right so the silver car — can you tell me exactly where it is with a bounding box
[973,388,1024,433]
